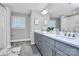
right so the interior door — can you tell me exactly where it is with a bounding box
[0,5,7,48]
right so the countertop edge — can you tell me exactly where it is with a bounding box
[34,31,79,49]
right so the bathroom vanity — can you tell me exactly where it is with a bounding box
[34,31,79,56]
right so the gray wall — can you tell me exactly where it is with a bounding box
[11,12,30,40]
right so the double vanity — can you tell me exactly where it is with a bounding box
[34,31,79,56]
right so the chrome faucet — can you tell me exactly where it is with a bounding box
[72,33,77,37]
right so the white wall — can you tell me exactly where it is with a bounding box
[30,11,39,44]
[30,11,50,44]
[41,14,50,31]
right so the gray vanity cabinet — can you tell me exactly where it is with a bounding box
[34,32,79,56]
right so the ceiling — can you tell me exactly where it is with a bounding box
[3,3,79,17]
[47,3,79,17]
[3,3,48,14]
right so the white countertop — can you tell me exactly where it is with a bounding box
[34,31,79,48]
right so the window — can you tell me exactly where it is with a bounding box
[11,16,25,29]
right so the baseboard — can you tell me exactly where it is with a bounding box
[11,39,31,42]
[31,42,35,45]
[31,41,35,45]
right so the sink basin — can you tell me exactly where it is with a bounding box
[42,31,48,33]
[56,35,76,40]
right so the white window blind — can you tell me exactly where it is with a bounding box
[11,16,25,29]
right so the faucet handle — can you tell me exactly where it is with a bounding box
[72,34,75,37]
[72,33,77,37]
[68,33,71,36]
[64,32,67,36]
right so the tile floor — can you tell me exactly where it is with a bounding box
[11,41,41,56]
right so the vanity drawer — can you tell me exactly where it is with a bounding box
[55,41,79,56]
[55,48,68,56]
[43,35,55,46]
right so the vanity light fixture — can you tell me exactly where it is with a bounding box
[41,9,48,15]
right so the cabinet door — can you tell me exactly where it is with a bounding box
[55,52,62,56]
[56,41,79,56]
[42,41,48,56]
[34,33,43,53]
[34,33,37,44]
[42,40,53,56]
[41,37,45,55]
[43,35,55,46]
[55,49,68,56]
[46,43,54,56]
[34,33,40,47]
[37,34,42,51]
[42,35,55,56]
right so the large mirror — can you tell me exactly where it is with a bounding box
[61,15,79,32]
[47,14,79,32]
[47,17,60,32]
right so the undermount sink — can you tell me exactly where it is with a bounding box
[42,31,48,33]
[56,35,76,40]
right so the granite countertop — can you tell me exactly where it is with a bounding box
[34,31,79,48]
